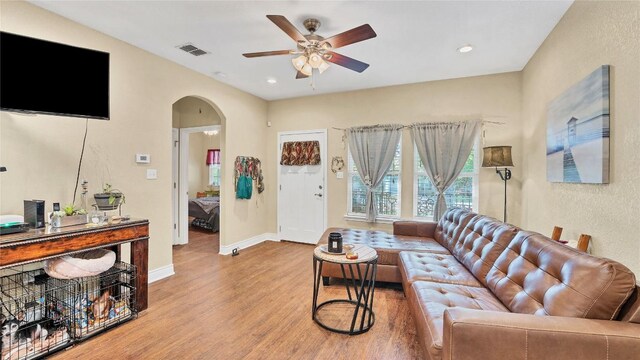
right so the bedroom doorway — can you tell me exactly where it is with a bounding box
[176,125,221,244]
[172,96,223,246]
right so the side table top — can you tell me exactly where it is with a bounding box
[314,244,377,264]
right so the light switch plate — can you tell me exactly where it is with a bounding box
[146,169,158,180]
[336,171,344,179]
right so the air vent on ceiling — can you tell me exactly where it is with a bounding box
[177,43,210,56]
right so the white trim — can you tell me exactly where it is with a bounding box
[471,136,480,213]
[177,125,222,244]
[343,214,398,224]
[179,125,222,132]
[172,128,180,245]
[148,264,175,283]
[219,233,279,255]
[276,129,328,242]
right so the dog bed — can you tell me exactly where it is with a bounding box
[44,249,116,279]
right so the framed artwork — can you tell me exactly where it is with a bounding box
[546,65,610,183]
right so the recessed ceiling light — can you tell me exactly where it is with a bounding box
[214,71,227,77]
[457,45,473,53]
[266,78,277,84]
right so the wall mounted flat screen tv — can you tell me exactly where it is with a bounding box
[0,32,110,120]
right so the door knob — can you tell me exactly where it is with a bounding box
[314,193,323,197]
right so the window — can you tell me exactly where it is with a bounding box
[209,164,220,187]
[207,149,221,187]
[347,139,402,219]
[413,144,478,219]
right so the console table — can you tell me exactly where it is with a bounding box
[0,219,149,311]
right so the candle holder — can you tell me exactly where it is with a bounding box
[328,232,343,253]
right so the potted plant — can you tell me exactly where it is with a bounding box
[94,183,125,210]
[51,204,88,228]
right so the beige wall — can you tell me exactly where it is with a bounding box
[521,1,640,275]
[172,96,222,128]
[0,2,269,273]
[266,72,523,233]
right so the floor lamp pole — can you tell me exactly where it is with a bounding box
[496,168,512,223]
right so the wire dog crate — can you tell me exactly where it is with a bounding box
[71,261,137,340]
[0,269,75,360]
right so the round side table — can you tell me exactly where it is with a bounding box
[312,244,378,335]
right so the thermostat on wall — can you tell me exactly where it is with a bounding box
[136,154,151,164]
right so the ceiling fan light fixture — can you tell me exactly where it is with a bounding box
[245,15,376,82]
[308,52,323,68]
[317,60,330,74]
[292,55,307,71]
[300,63,313,76]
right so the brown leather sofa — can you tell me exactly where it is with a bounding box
[319,220,451,284]
[320,209,640,359]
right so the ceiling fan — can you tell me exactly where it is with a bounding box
[243,15,377,79]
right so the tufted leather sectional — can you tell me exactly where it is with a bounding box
[319,224,450,283]
[319,209,640,359]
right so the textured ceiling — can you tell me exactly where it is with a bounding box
[31,1,573,100]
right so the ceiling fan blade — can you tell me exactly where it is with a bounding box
[323,24,377,49]
[295,71,309,79]
[267,15,308,44]
[243,50,292,58]
[324,52,370,73]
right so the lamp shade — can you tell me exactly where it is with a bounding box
[292,55,307,71]
[317,59,330,74]
[482,146,514,167]
[206,149,220,165]
[300,63,313,76]
[308,52,323,68]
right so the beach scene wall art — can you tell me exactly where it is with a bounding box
[546,65,610,184]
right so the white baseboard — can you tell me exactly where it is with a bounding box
[219,232,279,255]
[148,264,175,283]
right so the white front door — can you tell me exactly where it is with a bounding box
[278,130,327,244]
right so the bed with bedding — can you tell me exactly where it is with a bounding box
[188,196,219,232]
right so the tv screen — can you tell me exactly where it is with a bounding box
[0,32,109,120]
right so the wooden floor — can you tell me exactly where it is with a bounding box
[53,227,424,359]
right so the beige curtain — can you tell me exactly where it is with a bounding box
[411,120,480,220]
[348,124,403,222]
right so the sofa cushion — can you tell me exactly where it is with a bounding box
[320,227,449,266]
[408,281,509,360]
[433,209,476,249]
[449,215,519,287]
[399,251,482,287]
[618,286,640,323]
[394,220,437,238]
[486,230,637,320]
